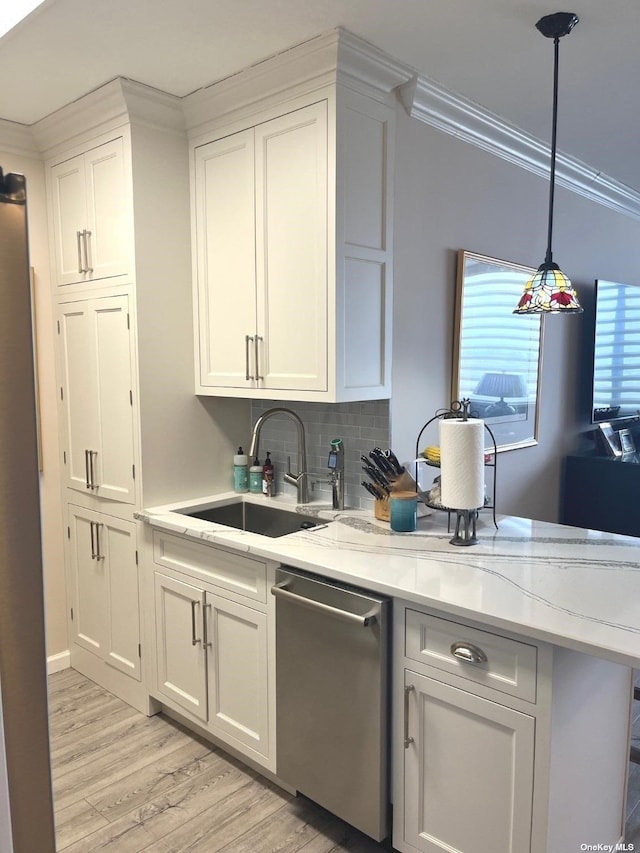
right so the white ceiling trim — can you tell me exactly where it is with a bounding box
[399,74,640,222]
[0,119,39,159]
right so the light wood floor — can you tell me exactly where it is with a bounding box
[48,669,386,852]
[49,668,640,851]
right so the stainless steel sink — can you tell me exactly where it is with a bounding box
[173,501,323,538]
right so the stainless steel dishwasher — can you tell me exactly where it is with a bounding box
[272,566,390,841]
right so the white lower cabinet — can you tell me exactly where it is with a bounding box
[152,536,273,770]
[67,504,141,681]
[403,670,534,853]
[394,602,632,853]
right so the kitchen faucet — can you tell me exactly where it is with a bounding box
[311,438,345,509]
[249,408,309,503]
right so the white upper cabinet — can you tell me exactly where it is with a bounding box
[195,103,327,394]
[49,137,130,286]
[195,129,257,388]
[254,103,328,392]
[187,30,405,402]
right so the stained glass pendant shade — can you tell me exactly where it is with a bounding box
[514,12,583,315]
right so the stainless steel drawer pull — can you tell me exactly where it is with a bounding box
[77,231,85,273]
[450,641,488,664]
[94,523,103,561]
[88,450,98,490]
[203,603,212,648]
[254,335,263,381]
[90,521,96,560]
[85,449,91,488]
[404,684,414,748]
[191,601,201,646]
[83,230,93,273]
[245,335,254,381]
[271,582,378,627]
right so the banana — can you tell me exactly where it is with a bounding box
[423,445,441,463]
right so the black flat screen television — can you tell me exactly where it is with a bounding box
[592,279,640,423]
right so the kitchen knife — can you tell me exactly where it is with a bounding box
[362,464,390,493]
[362,480,384,499]
[360,455,389,485]
[369,449,394,475]
[384,449,405,476]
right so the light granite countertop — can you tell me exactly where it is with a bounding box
[138,492,640,668]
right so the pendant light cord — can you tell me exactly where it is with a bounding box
[545,36,560,267]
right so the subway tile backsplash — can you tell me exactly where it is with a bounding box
[250,400,390,509]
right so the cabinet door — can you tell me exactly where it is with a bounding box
[58,300,99,493]
[194,129,257,388]
[205,594,269,757]
[255,101,328,392]
[102,516,140,680]
[68,506,140,680]
[84,138,129,281]
[58,294,136,504]
[68,504,105,657]
[91,294,136,503]
[403,670,534,853]
[154,573,207,721]
[50,153,88,286]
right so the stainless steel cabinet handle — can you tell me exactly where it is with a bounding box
[404,684,414,748]
[83,230,93,273]
[203,603,212,648]
[88,450,98,490]
[94,523,103,561]
[85,449,91,488]
[90,521,96,560]
[254,335,264,381]
[77,231,85,273]
[271,582,378,627]
[450,641,488,664]
[191,600,201,646]
[245,335,254,381]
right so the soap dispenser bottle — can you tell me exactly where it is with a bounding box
[233,447,249,493]
[262,451,275,497]
[249,455,263,494]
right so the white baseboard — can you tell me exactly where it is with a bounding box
[47,651,70,676]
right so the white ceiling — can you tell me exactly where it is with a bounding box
[1,0,639,192]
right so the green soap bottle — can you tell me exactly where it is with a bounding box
[249,456,263,493]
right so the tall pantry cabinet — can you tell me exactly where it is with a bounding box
[35,79,249,711]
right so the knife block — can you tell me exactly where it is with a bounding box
[390,470,417,493]
[374,498,390,522]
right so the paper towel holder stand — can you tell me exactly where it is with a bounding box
[414,399,498,545]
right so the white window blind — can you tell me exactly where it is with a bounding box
[593,279,640,416]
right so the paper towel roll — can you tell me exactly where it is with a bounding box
[439,418,485,510]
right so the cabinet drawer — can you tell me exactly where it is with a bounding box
[405,610,537,703]
[153,531,266,603]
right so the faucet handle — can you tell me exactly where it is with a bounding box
[328,438,344,471]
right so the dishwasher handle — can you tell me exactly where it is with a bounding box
[271,581,379,627]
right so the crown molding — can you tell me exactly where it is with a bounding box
[334,28,413,103]
[184,27,412,136]
[399,73,640,221]
[0,119,39,158]
[33,78,184,159]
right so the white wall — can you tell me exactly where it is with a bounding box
[391,105,640,522]
[0,132,67,660]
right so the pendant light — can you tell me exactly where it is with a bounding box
[514,12,583,314]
